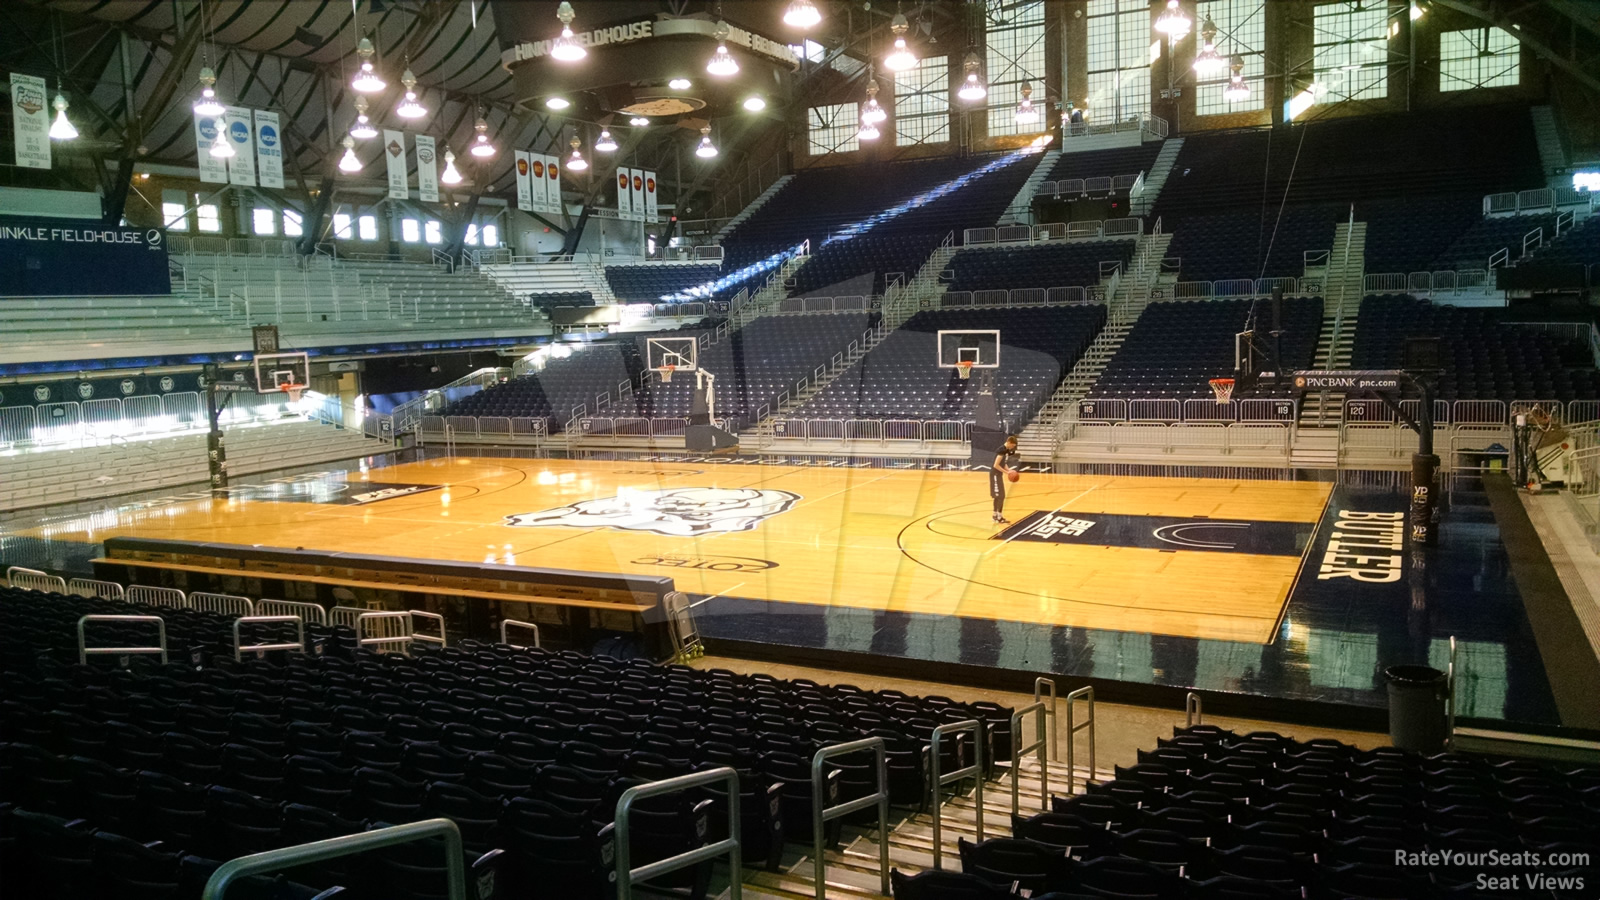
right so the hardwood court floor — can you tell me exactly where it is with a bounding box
[34,458,1333,643]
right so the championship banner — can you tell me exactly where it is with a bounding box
[193,111,228,183]
[616,169,633,220]
[10,74,50,170]
[514,151,533,211]
[629,168,646,222]
[546,154,562,213]
[224,107,256,186]
[529,154,548,212]
[384,130,409,200]
[644,170,659,223]
[253,110,284,189]
[415,135,439,202]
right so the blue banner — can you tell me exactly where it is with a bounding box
[0,217,170,296]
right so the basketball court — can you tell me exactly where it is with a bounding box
[19,455,1331,644]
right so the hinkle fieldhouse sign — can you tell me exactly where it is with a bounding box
[0,218,171,296]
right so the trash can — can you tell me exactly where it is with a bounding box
[1384,665,1449,752]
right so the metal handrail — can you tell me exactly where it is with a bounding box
[256,599,328,626]
[1033,676,1059,761]
[929,719,984,869]
[410,610,447,648]
[500,619,542,648]
[1185,691,1204,728]
[811,738,889,900]
[1009,702,1050,817]
[201,819,466,900]
[1064,687,1096,794]
[356,611,414,653]
[1446,635,1458,749]
[615,767,742,900]
[66,578,126,601]
[233,615,306,661]
[8,566,67,593]
[78,614,167,665]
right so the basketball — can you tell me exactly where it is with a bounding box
[1007,471,1020,483]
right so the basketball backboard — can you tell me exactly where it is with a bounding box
[646,337,698,382]
[253,351,310,400]
[937,330,1001,371]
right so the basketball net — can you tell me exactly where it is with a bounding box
[660,365,676,383]
[285,385,306,404]
[957,361,974,381]
[1209,377,1235,405]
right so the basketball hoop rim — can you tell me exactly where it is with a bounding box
[1209,377,1235,404]
[660,364,676,383]
[957,361,974,380]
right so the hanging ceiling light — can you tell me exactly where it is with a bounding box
[957,54,987,101]
[469,113,496,158]
[352,37,386,93]
[860,77,887,125]
[668,78,692,90]
[858,122,880,141]
[884,12,918,71]
[1154,0,1192,41]
[706,21,739,77]
[1014,82,1040,125]
[337,135,361,172]
[1223,55,1250,102]
[440,147,463,185]
[595,129,618,152]
[350,96,379,140]
[1192,17,1225,76]
[743,95,767,112]
[784,0,822,29]
[193,66,226,117]
[695,126,718,159]
[566,137,588,172]
[396,68,426,118]
[545,97,570,110]
[629,116,651,127]
[49,93,77,141]
[551,2,587,62]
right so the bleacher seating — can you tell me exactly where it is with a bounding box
[1163,206,1343,283]
[795,306,1105,431]
[526,291,594,315]
[442,343,639,426]
[0,419,382,513]
[1042,143,1162,184]
[1359,195,1486,275]
[921,724,1600,899]
[0,584,1017,900]
[1089,297,1324,400]
[943,241,1137,293]
[1428,213,1561,271]
[789,234,947,297]
[1351,295,1600,404]
[1155,106,1543,219]
[605,264,721,302]
[1528,215,1600,267]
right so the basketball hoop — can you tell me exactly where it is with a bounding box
[1208,377,1235,405]
[957,361,974,381]
[284,384,306,404]
[660,365,676,383]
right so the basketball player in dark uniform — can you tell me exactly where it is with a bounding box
[990,435,1020,523]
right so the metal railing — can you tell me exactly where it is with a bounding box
[1063,113,1168,140]
[257,599,328,626]
[963,217,1142,247]
[929,719,984,869]
[128,585,187,609]
[1034,677,1059,761]
[1186,692,1204,727]
[1164,275,1326,301]
[938,286,1091,308]
[1009,702,1050,817]
[66,578,125,601]
[1075,398,1297,424]
[78,614,167,665]
[355,611,416,653]
[811,739,889,900]
[770,418,973,447]
[8,566,66,593]
[500,619,541,648]
[1064,686,1096,794]
[410,610,448,648]
[1363,269,1494,296]
[232,615,306,661]
[615,768,742,900]
[190,592,255,617]
[200,819,468,900]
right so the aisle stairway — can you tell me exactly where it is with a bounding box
[718,175,796,239]
[1291,221,1366,468]
[1129,138,1184,218]
[732,752,1111,900]
[1015,231,1173,460]
[997,149,1061,227]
